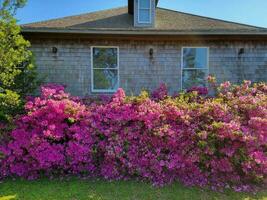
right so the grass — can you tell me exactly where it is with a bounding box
[0,178,266,200]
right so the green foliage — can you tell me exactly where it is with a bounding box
[0,0,39,123]
[0,89,21,119]
[126,90,150,103]
[12,57,40,98]
[0,0,27,14]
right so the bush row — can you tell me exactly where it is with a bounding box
[0,80,266,192]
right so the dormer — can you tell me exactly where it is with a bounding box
[128,0,159,27]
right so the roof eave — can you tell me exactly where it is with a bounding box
[21,27,267,36]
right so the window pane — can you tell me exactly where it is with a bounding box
[140,0,150,8]
[183,48,208,69]
[182,69,208,90]
[139,9,150,22]
[93,69,118,90]
[93,48,118,69]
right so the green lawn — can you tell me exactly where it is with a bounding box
[0,178,266,200]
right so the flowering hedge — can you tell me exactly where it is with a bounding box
[0,80,266,192]
[0,84,96,179]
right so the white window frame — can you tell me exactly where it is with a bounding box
[91,46,120,93]
[181,47,209,90]
[138,0,152,24]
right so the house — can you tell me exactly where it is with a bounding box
[21,0,267,96]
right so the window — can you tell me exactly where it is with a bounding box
[91,47,119,92]
[138,0,151,23]
[181,47,209,90]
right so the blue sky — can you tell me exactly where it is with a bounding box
[16,0,267,28]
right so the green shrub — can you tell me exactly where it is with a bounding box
[0,2,39,125]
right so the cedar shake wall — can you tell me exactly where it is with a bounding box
[29,39,267,96]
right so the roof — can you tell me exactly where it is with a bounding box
[22,7,267,36]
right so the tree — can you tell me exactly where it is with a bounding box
[0,0,39,122]
[0,0,26,14]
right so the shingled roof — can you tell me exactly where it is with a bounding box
[22,7,267,35]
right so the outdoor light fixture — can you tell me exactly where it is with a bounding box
[149,48,154,58]
[52,47,58,54]
[238,48,244,56]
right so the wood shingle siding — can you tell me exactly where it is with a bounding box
[30,39,267,96]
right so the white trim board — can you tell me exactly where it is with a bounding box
[90,46,120,93]
[181,47,210,90]
[137,0,152,24]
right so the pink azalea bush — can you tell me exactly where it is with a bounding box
[0,81,266,192]
[151,83,168,100]
[0,84,96,179]
[187,86,209,96]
